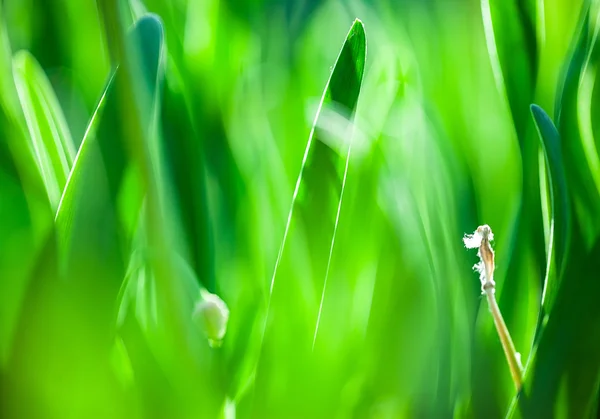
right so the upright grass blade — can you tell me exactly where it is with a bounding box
[530,104,570,313]
[505,105,571,416]
[13,50,75,212]
[251,19,366,417]
[481,0,537,137]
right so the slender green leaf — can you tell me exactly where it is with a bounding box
[252,19,366,417]
[480,2,546,416]
[530,104,570,313]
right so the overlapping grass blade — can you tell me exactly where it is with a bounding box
[2,15,166,418]
[13,50,75,212]
[553,4,600,241]
[508,12,600,414]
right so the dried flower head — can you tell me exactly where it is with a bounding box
[463,224,496,293]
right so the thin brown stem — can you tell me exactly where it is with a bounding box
[464,225,523,392]
[483,283,523,391]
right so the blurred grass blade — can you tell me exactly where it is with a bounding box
[481,0,537,137]
[3,14,166,418]
[13,50,75,212]
[55,15,164,259]
[530,104,570,313]
[252,18,366,416]
[0,3,55,369]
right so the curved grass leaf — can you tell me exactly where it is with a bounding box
[481,0,537,138]
[13,50,75,212]
[251,19,366,417]
[554,3,600,240]
[530,104,570,313]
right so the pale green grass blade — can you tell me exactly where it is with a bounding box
[0,3,54,370]
[13,50,75,212]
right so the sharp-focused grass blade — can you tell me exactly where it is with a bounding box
[251,19,366,417]
[506,105,571,416]
[530,104,570,313]
[13,50,75,212]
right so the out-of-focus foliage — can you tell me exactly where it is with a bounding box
[1,0,600,418]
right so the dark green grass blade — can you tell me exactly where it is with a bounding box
[251,19,366,417]
[530,104,570,313]
[506,105,571,417]
[512,235,600,418]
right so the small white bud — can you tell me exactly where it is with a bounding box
[193,289,230,347]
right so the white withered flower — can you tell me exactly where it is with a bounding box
[463,224,496,293]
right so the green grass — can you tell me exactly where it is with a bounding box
[2,0,600,418]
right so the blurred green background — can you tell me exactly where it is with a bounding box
[2,0,600,417]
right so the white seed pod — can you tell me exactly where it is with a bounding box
[193,289,230,347]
